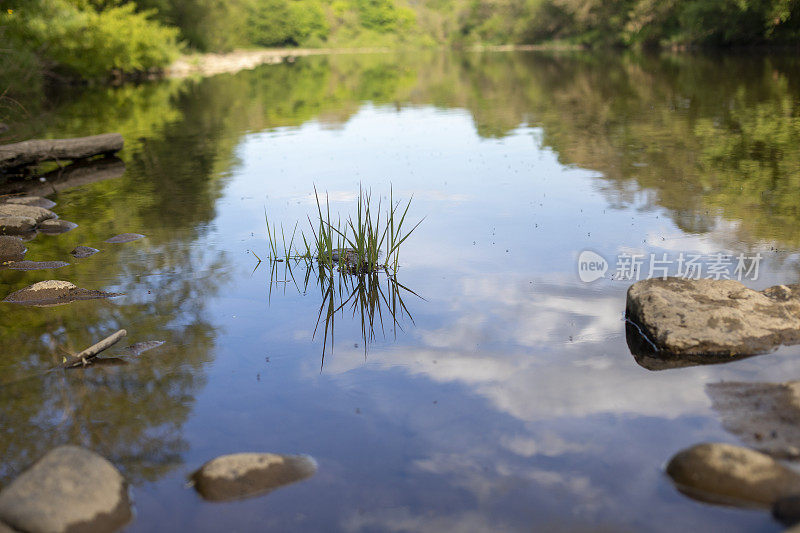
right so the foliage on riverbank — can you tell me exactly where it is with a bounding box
[0,0,424,83]
[454,0,800,47]
[1,0,799,85]
[1,1,181,80]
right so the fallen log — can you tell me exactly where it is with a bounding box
[60,329,127,368]
[0,133,123,172]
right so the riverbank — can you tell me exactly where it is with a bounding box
[164,43,590,79]
[165,47,391,78]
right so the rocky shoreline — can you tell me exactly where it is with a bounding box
[165,47,390,78]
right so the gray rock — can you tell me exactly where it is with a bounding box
[626,278,800,356]
[121,341,165,356]
[2,196,56,209]
[71,246,99,258]
[666,442,800,507]
[0,445,132,533]
[0,204,57,224]
[627,322,756,370]
[773,495,800,527]
[707,381,800,458]
[37,219,77,234]
[5,261,70,271]
[0,236,26,262]
[104,233,144,244]
[191,452,317,502]
[2,280,123,306]
[0,216,37,235]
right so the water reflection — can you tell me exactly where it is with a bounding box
[264,259,419,367]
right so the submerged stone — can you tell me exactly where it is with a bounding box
[0,215,36,235]
[0,235,26,262]
[0,445,132,533]
[104,233,144,244]
[191,452,317,502]
[626,278,800,356]
[6,260,70,271]
[3,196,57,209]
[38,219,77,234]
[0,204,57,224]
[707,381,800,458]
[71,245,100,258]
[2,280,123,306]
[666,442,800,507]
[121,340,165,356]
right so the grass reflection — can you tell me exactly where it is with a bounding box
[263,257,421,369]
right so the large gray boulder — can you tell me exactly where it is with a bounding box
[2,196,56,209]
[0,446,132,533]
[104,233,144,244]
[70,246,99,258]
[2,280,122,306]
[0,235,25,262]
[0,204,56,224]
[626,277,800,356]
[0,215,36,235]
[666,442,800,507]
[37,219,77,235]
[191,452,317,502]
[5,261,69,271]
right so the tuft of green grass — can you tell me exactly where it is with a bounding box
[264,185,422,276]
[261,185,423,365]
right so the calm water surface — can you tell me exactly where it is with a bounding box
[2,50,800,532]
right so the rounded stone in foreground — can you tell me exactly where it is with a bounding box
[104,233,144,244]
[0,445,132,533]
[71,246,100,258]
[3,196,57,209]
[666,442,800,507]
[2,280,123,306]
[0,215,37,235]
[192,453,317,502]
[0,235,26,261]
[38,219,77,234]
[627,278,800,356]
[0,204,57,224]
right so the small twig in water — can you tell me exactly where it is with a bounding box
[60,329,127,369]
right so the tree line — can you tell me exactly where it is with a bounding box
[1,0,799,82]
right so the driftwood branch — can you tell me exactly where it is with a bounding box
[61,329,127,369]
[0,133,124,172]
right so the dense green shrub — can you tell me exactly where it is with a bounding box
[247,0,329,47]
[356,0,416,32]
[451,0,800,47]
[2,0,181,79]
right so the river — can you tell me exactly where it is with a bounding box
[2,49,799,531]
